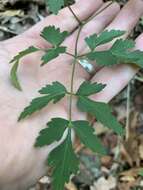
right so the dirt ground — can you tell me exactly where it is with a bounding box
[1,0,143,190]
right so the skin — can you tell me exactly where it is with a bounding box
[0,0,143,189]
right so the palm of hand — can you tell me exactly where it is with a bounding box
[0,33,88,189]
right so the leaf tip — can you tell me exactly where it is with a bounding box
[18,113,25,122]
[34,141,39,148]
[10,73,22,91]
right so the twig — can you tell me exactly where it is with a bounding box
[68,6,82,25]
[134,75,143,83]
[125,83,131,141]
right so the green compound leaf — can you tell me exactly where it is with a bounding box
[46,0,64,14]
[64,0,74,6]
[10,46,39,64]
[85,30,125,50]
[86,38,143,67]
[77,96,124,136]
[111,46,143,68]
[111,39,135,53]
[40,26,68,47]
[35,118,69,147]
[18,82,67,121]
[48,129,79,190]
[118,50,143,61]
[10,61,21,91]
[41,46,66,66]
[85,34,98,51]
[87,50,118,66]
[76,81,106,96]
[128,50,143,61]
[135,58,143,68]
[39,81,67,95]
[45,0,73,14]
[10,46,39,90]
[18,96,53,121]
[73,120,106,155]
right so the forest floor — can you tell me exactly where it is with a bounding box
[1,0,143,190]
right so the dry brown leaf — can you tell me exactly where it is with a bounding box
[90,176,116,190]
[65,182,77,190]
[118,168,142,190]
[119,168,141,181]
[120,112,140,166]
[101,156,113,168]
[93,122,109,135]
[0,0,45,5]
[139,144,143,160]
[0,10,24,17]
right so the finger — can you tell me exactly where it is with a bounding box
[107,0,143,36]
[27,0,103,37]
[63,2,120,55]
[61,1,120,79]
[90,0,143,102]
[98,0,143,50]
[3,0,103,52]
[90,33,143,103]
[64,0,143,78]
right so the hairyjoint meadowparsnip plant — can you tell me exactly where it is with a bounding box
[9,0,143,190]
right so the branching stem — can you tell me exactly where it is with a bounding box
[69,25,83,121]
[84,1,114,25]
[68,6,83,25]
[68,1,114,122]
[65,52,75,58]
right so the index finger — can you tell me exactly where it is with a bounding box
[27,0,103,37]
[3,0,103,52]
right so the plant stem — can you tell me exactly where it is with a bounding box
[84,1,113,25]
[69,26,83,121]
[125,83,131,141]
[65,52,75,58]
[68,1,114,121]
[77,52,90,58]
[135,75,143,83]
[74,2,114,59]
[68,6,83,25]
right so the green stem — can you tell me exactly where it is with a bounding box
[67,92,76,96]
[68,1,114,122]
[77,52,90,58]
[65,52,75,58]
[69,26,83,121]
[84,1,113,25]
[74,2,114,59]
[68,6,83,25]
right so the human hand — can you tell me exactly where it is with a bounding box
[0,0,143,189]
